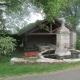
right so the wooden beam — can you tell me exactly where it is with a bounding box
[44,22,49,25]
[28,33,57,35]
[52,22,60,27]
[52,28,58,32]
[39,21,50,32]
[43,28,50,33]
[50,23,52,33]
[28,27,39,33]
[23,33,27,52]
[52,27,60,33]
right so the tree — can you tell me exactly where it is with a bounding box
[0,0,65,27]
[29,0,64,21]
[29,0,80,30]
[0,0,24,31]
[0,0,35,33]
[0,0,25,9]
[0,0,66,34]
[60,0,80,29]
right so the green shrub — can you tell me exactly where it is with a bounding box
[76,36,80,50]
[0,36,16,56]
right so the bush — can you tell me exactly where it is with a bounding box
[0,36,16,56]
[76,36,80,50]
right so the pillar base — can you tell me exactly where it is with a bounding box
[56,55,71,59]
[55,50,71,59]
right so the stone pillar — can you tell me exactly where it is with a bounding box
[70,31,76,49]
[55,21,71,59]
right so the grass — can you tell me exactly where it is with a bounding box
[0,49,80,77]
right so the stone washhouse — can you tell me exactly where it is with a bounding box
[18,17,77,59]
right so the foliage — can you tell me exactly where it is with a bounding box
[0,0,65,33]
[39,24,49,31]
[76,35,80,50]
[1,0,80,33]
[39,24,46,29]
[0,0,25,11]
[0,0,25,32]
[0,36,16,57]
[60,0,80,29]
[29,0,64,22]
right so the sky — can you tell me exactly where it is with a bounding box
[26,12,43,24]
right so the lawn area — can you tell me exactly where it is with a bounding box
[0,49,80,77]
